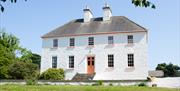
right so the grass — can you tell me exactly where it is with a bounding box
[0,85,179,91]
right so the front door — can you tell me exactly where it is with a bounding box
[87,56,95,74]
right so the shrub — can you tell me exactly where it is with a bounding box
[92,80,103,86]
[109,83,113,86]
[152,84,157,87]
[8,61,39,79]
[97,80,103,85]
[40,68,65,80]
[138,83,147,87]
[26,78,37,85]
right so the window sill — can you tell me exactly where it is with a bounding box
[106,67,114,71]
[67,46,75,48]
[107,44,115,46]
[50,47,58,50]
[126,43,134,46]
[66,68,74,70]
[87,45,94,48]
[107,67,114,69]
[127,66,135,68]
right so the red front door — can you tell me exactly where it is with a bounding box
[87,56,95,74]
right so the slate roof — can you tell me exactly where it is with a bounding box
[42,16,147,38]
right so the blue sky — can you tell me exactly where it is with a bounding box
[0,0,179,70]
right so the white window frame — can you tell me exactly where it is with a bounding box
[108,54,114,67]
[53,39,58,48]
[52,56,57,68]
[128,35,133,44]
[128,54,134,67]
[88,37,94,46]
[108,36,114,45]
[69,38,75,47]
[69,56,74,68]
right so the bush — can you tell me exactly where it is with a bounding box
[92,80,103,86]
[8,61,39,79]
[26,78,37,85]
[109,83,113,86]
[138,83,147,87]
[40,68,65,80]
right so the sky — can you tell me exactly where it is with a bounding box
[0,0,180,70]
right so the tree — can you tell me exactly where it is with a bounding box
[20,52,41,68]
[156,63,180,77]
[0,30,19,79]
[0,30,41,79]
[9,61,39,79]
[0,0,155,12]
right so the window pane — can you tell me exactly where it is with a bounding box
[88,61,90,66]
[128,54,134,67]
[108,54,114,67]
[108,36,114,44]
[53,39,58,47]
[88,37,94,45]
[70,38,75,46]
[92,61,94,66]
[52,56,57,68]
[69,56,74,68]
[128,35,133,43]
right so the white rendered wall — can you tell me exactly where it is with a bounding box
[41,32,148,80]
[103,9,112,21]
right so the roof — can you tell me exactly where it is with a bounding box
[148,70,164,77]
[42,16,147,38]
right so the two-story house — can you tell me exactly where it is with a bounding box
[41,4,148,80]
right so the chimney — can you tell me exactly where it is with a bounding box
[83,6,93,23]
[102,3,112,21]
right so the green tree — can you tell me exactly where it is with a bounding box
[156,63,180,77]
[0,0,155,12]
[20,52,41,68]
[0,30,41,79]
[8,61,39,79]
[0,30,19,78]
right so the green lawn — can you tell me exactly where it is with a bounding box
[0,85,179,91]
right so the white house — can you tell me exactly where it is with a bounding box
[41,4,148,81]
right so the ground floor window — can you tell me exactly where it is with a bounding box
[128,54,134,67]
[108,54,114,67]
[69,56,74,68]
[52,56,57,68]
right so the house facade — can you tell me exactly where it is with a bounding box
[41,4,148,80]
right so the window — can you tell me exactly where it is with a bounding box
[88,37,94,46]
[128,35,133,43]
[53,39,58,47]
[108,36,114,44]
[70,38,75,46]
[52,56,57,68]
[128,54,134,67]
[69,56,74,68]
[108,54,114,67]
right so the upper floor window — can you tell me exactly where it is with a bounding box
[108,54,114,67]
[88,37,94,46]
[52,56,57,68]
[69,56,74,68]
[128,35,133,43]
[108,36,114,44]
[70,38,75,47]
[128,54,134,67]
[53,39,58,47]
